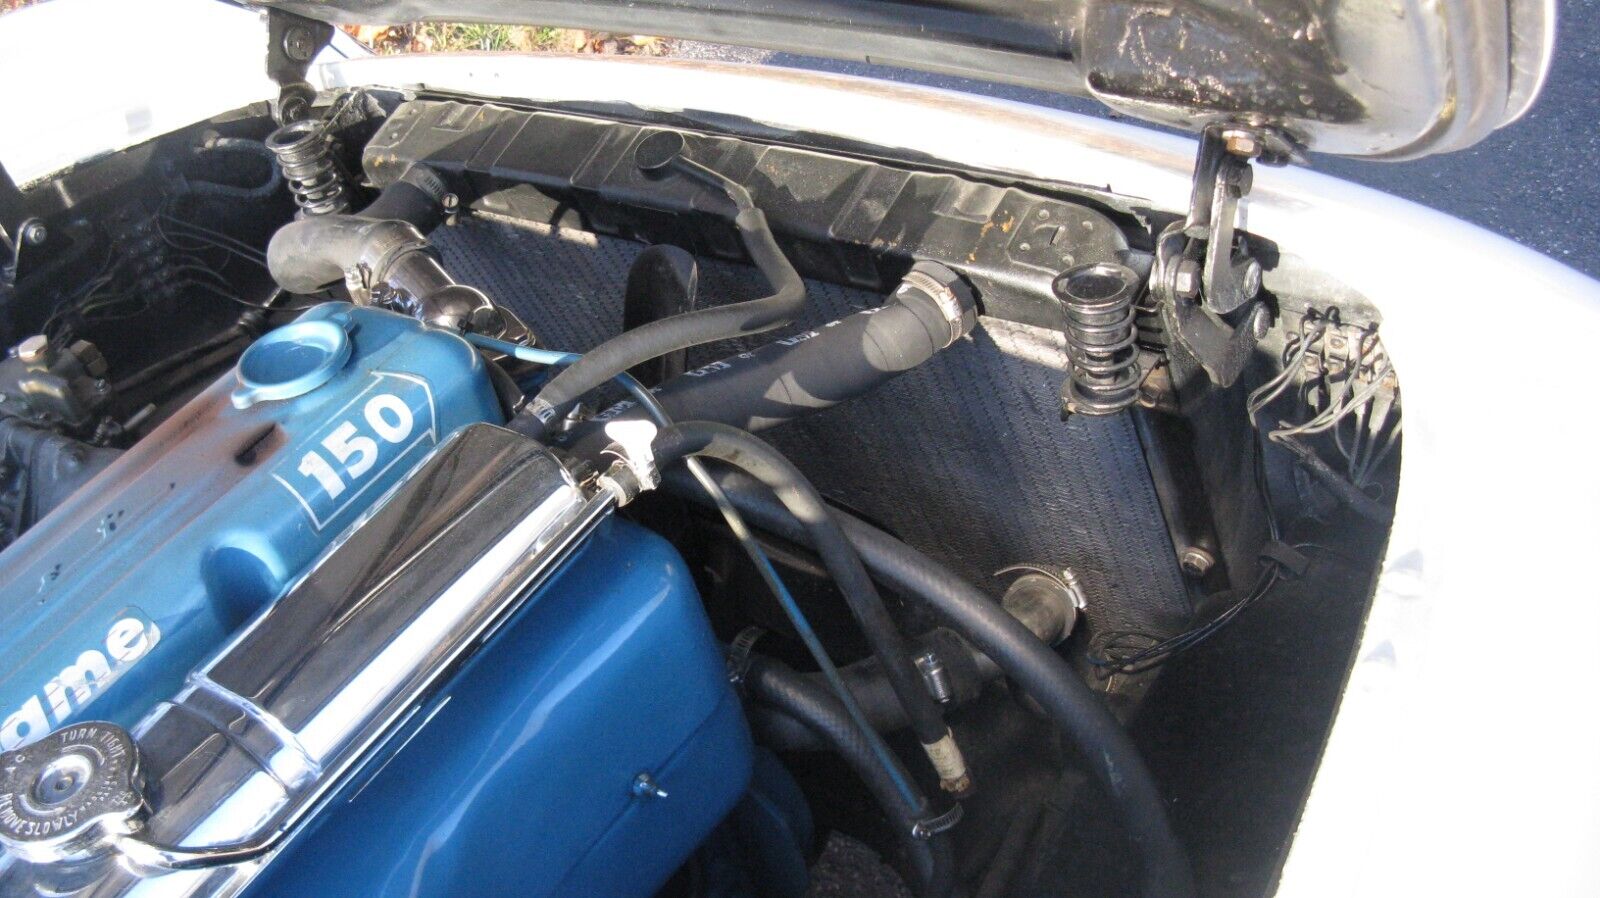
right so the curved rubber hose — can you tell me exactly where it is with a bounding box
[267,216,425,294]
[359,165,451,233]
[569,264,975,448]
[266,166,450,294]
[651,423,951,757]
[526,205,805,428]
[178,138,282,201]
[662,466,1197,898]
[745,655,955,898]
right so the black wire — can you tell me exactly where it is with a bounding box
[1089,370,1302,676]
[1091,563,1284,675]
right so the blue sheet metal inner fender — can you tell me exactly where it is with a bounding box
[0,303,502,751]
[244,517,754,898]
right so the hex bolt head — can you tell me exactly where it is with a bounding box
[20,221,47,246]
[1179,546,1215,578]
[631,772,669,800]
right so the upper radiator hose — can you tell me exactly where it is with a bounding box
[266,165,520,336]
[570,261,976,445]
[523,131,807,430]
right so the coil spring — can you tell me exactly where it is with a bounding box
[265,119,351,216]
[1054,261,1143,415]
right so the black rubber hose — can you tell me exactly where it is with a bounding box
[753,628,987,753]
[568,261,975,448]
[650,423,952,756]
[265,165,450,294]
[525,184,806,430]
[177,137,282,201]
[267,215,424,294]
[661,466,1197,898]
[744,654,955,898]
[358,165,451,233]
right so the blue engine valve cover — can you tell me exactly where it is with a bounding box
[0,303,502,750]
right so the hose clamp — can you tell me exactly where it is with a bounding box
[725,626,768,686]
[910,802,964,840]
[899,266,974,347]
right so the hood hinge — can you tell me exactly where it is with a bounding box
[264,9,334,125]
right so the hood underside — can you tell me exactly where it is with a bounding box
[251,0,1553,160]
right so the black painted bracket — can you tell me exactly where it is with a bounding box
[265,9,334,124]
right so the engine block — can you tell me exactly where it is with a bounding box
[0,304,503,751]
[0,307,751,898]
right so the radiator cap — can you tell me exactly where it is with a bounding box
[0,721,146,864]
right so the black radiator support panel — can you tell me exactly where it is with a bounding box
[433,216,1191,696]
[364,98,1129,331]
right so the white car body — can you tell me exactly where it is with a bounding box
[2,2,1595,893]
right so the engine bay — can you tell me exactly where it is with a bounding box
[0,84,1399,898]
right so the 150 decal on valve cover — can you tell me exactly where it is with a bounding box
[273,371,439,530]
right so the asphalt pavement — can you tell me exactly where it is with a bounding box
[673,0,1599,280]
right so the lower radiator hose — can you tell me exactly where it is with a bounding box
[744,655,956,898]
[661,466,1197,898]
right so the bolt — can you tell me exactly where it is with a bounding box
[1179,546,1215,578]
[1221,128,1262,159]
[1037,208,1051,221]
[15,334,48,364]
[20,221,47,246]
[1237,258,1262,299]
[441,193,460,212]
[631,773,669,800]
[1019,242,1032,252]
[282,25,316,62]
[1250,306,1272,340]
[1172,259,1202,299]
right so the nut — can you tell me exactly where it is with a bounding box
[1221,128,1262,158]
[1237,258,1263,299]
[1172,259,1202,299]
[1179,546,1215,578]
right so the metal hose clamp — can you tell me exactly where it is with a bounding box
[725,626,769,686]
[910,802,964,840]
